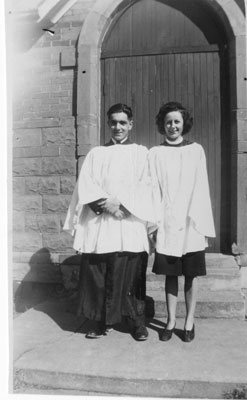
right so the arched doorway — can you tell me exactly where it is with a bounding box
[76,0,246,255]
[100,0,230,253]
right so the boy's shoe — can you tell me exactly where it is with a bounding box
[85,323,114,338]
[133,325,149,341]
[86,322,105,339]
[86,328,104,338]
[105,325,114,333]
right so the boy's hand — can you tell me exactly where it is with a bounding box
[103,197,121,214]
[103,198,131,219]
[113,209,126,220]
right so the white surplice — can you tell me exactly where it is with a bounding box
[148,142,216,257]
[64,144,157,254]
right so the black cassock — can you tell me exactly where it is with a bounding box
[77,251,148,326]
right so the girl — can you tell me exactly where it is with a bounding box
[149,101,215,342]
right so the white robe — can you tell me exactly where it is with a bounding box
[148,142,216,257]
[64,144,157,254]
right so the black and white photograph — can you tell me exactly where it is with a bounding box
[4,0,247,398]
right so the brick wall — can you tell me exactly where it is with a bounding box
[12,0,96,293]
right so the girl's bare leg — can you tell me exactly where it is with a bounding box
[165,276,178,329]
[184,276,197,330]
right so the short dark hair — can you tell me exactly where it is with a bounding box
[107,103,133,120]
[156,101,193,135]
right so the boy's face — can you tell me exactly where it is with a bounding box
[108,112,133,142]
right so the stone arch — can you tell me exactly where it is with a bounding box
[76,0,246,249]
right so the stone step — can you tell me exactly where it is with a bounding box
[147,253,238,271]
[146,254,241,292]
[146,290,245,319]
[147,263,240,275]
[146,273,241,292]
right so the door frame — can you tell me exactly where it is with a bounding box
[76,0,246,251]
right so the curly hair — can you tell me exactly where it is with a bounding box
[156,101,193,135]
[107,103,133,120]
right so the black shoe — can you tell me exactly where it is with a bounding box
[86,322,105,339]
[105,325,114,333]
[133,325,149,341]
[160,323,176,341]
[85,329,104,338]
[184,324,195,342]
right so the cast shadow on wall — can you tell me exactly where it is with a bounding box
[13,248,83,330]
[13,248,155,333]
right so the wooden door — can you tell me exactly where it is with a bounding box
[101,0,229,253]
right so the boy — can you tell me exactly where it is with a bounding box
[64,103,157,340]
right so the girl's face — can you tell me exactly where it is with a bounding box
[164,111,184,141]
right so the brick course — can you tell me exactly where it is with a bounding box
[13,195,42,213]
[42,232,74,252]
[13,158,42,176]
[13,129,42,147]
[60,176,76,194]
[42,127,76,145]
[13,147,41,158]
[25,177,60,195]
[42,195,72,214]
[25,214,61,233]
[13,178,26,195]
[41,157,75,175]
[13,232,43,252]
[13,212,25,232]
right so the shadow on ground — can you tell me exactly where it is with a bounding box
[14,248,79,318]
[13,248,156,335]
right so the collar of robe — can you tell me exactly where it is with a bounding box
[104,137,132,146]
[161,138,192,147]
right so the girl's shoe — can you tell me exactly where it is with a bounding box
[184,324,195,342]
[160,323,176,341]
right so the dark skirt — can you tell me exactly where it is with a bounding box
[77,251,148,325]
[152,250,206,277]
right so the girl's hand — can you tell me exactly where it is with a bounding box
[148,232,157,253]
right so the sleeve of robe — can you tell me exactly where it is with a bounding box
[63,148,110,235]
[147,148,163,225]
[188,146,216,237]
[112,146,158,231]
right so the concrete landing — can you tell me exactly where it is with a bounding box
[13,297,247,398]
